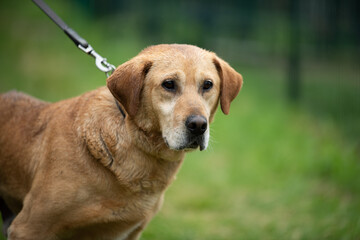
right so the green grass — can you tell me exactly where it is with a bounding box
[1,1,360,240]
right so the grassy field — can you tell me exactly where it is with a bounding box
[1,1,360,240]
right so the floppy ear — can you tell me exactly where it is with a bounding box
[106,58,152,118]
[213,58,243,115]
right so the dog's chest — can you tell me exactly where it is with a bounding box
[62,193,163,240]
[110,191,163,219]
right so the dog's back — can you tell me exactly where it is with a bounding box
[0,90,48,120]
[0,91,49,135]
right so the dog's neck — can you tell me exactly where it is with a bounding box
[112,96,185,162]
[125,118,185,161]
[80,89,184,193]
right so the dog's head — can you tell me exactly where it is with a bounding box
[107,44,242,151]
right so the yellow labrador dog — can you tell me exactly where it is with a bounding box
[0,44,242,240]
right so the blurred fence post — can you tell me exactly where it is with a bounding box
[287,0,301,102]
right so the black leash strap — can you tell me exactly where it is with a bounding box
[32,0,116,76]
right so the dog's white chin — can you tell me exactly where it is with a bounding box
[162,129,209,152]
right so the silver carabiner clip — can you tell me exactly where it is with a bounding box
[78,44,116,77]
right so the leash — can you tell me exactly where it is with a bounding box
[32,0,116,77]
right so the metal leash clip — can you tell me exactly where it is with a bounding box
[32,0,117,78]
[78,44,116,77]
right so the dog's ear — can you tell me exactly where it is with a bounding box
[213,57,243,115]
[107,58,152,118]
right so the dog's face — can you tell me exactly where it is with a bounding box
[107,44,243,152]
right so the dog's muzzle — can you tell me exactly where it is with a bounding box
[185,115,207,151]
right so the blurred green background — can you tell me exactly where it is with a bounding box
[0,0,359,239]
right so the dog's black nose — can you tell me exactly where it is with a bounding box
[185,115,207,136]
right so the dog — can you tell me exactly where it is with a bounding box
[0,44,243,240]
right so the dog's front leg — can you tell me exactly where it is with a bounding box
[8,217,57,240]
[8,223,57,240]
[7,194,57,240]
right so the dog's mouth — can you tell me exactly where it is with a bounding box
[164,136,206,151]
[185,136,206,151]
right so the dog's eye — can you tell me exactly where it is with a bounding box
[162,80,176,91]
[202,80,213,91]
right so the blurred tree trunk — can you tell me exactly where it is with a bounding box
[287,0,301,102]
